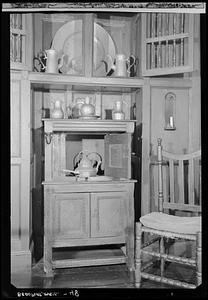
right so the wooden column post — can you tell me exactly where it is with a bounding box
[43,187,54,277]
[135,222,142,288]
[83,14,94,77]
[196,231,202,286]
[141,78,151,216]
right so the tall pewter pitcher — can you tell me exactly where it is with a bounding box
[105,54,136,77]
[33,49,64,73]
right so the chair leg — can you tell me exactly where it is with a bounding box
[160,236,165,277]
[196,231,202,286]
[135,222,142,288]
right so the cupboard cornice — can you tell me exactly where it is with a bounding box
[43,119,136,133]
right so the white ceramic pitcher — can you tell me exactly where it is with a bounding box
[51,100,64,119]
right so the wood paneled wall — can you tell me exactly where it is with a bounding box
[11,71,31,271]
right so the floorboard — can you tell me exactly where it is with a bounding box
[11,257,195,289]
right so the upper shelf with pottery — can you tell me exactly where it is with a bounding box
[31,13,195,78]
[33,13,138,78]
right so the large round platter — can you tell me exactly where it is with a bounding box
[52,19,116,74]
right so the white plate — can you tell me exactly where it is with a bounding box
[52,19,116,74]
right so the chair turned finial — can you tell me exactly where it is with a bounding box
[157,138,162,146]
[157,138,162,162]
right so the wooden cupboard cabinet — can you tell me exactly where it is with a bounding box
[42,116,136,274]
[43,181,135,274]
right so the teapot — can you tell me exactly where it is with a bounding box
[80,96,95,117]
[67,97,95,119]
[103,54,136,77]
[69,98,86,119]
[73,151,102,178]
[33,49,64,73]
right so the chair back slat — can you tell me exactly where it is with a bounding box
[163,202,201,212]
[163,166,168,204]
[157,138,164,212]
[188,158,195,205]
[157,139,201,214]
[162,150,201,160]
[178,160,185,204]
[169,159,175,203]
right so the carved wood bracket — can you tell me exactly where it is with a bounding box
[44,132,53,144]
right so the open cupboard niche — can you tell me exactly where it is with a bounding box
[44,128,133,181]
[33,85,140,179]
[32,84,141,192]
[37,86,138,121]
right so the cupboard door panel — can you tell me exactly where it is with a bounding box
[10,14,33,71]
[11,164,21,250]
[141,13,194,76]
[11,77,21,157]
[105,133,131,179]
[53,193,90,239]
[91,192,126,238]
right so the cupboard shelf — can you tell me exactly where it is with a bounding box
[42,179,136,185]
[52,248,126,269]
[29,72,144,90]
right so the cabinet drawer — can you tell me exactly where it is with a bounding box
[52,193,90,239]
[90,192,126,238]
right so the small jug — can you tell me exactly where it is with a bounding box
[112,100,126,120]
[33,49,64,73]
[51,100,64,119]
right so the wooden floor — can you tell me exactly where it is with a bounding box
[11,258,195,289]
[10,239,198,296]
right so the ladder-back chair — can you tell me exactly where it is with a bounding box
[135,138,201,288]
